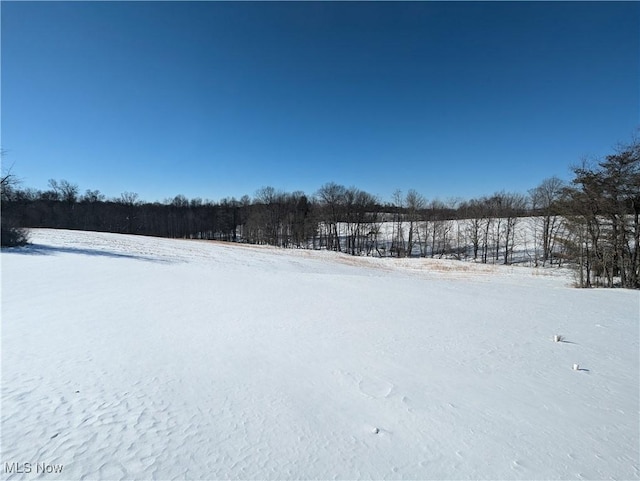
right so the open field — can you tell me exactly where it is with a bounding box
[2,229,638,480]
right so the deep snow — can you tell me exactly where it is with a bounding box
[2,229,639,480]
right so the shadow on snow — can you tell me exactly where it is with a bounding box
[1,243,171,264]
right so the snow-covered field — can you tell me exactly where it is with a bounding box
[2,229,639,480]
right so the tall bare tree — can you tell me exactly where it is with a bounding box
[405,189,426,257]
[529,177,565,266]
[316,182,346,252]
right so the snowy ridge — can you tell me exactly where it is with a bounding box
[2,229,638,480]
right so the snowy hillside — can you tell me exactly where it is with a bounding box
[2,229,638,480]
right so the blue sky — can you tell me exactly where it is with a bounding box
[2,1,638,203]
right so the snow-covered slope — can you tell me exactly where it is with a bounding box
[2,229,638,480]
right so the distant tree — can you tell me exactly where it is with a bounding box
[501,192,527,264]
[390,189,405,257]
[78,189,106,230]
[427,199,453,258]
[529,177,565,266]
[316,182,346,252]
[461,198,484,261]
[47,179,79,228]
[1,163,29,247]
[252,186,281,246]
[289,191,315,248]
[48,179,79,204]
[488,194,505,263]
[477,196,495,264]
[81,189,105,203]
[562,137,640,288]
[405,189,426,257]
[343,187,378,255]
[237,195,252,241]
[119,191,140,234]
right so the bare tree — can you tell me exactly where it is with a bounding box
[48,179,79,204]
[405,189,426,257]
[501,192,527,264]
[1,162,29,246]
[390,189,405,257]
[461,199,484,261]
[119,191,140,234]
[316,182,346,252]
[529,177,565,266]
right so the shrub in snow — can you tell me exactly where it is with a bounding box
[1,223,29,247]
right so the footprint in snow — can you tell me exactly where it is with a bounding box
[333,370,394,399]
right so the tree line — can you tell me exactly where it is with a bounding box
[560,140,640,288]
[2,138,638,288]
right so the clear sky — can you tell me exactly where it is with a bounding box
[2,1,638,203]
